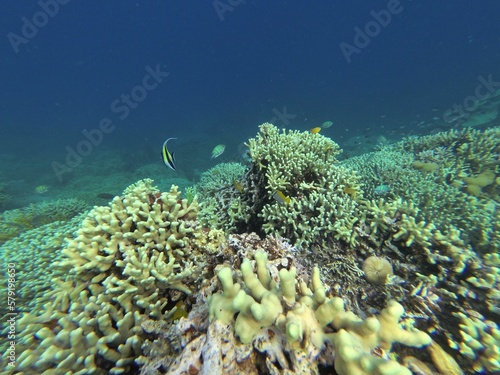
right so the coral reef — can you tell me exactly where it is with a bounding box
[0,198,88,245]
[197,123,364,248]
[3,179,211,375]
[138,234,432,375]
[0,216,84,321]
[396,126,499,201]
[343,126,500,253]
[195,162,247,230]
[3,125,499,375]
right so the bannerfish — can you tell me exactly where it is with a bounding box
[322,121,333,129]
[162,137,177,171]
[310,127,322,134]
[211,144,226,159]
[273,190,290,204]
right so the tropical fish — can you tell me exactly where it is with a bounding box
[321,121,333,129]
[233,180,243,193]
[170,300,188,321]
[34,185,49,194]
[211,144,226,159]
[273,190,290,204]
[374,184,390,195]
[97,193,115,200]
[310,127,321,134]
[343,187,357,196]
[162,137,177,171]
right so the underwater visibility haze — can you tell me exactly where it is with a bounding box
[0,1,499,374]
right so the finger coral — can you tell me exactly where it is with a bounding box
[5,179,206,375]
[149,245,432,375]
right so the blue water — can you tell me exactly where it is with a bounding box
[1,1,500,192]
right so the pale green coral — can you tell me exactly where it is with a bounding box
[0,216,83,320]
[196,162,246,195]
[183,185,197,204]
[260,173,361,246]
[466,252,500,315]
[4,179,204,375]
[448,311,500,373]
[208,251,431,375]
[247,122,342,191]
[0,198,88,245]
[197,123,364,248]
[392,214,436,247]
[195,162,247,230]
[343,126,500,253]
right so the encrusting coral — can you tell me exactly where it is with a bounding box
[3,179,213,375]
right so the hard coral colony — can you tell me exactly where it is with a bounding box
[0,123,499,375]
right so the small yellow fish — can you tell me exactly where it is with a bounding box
[233,180,243,192]
[343,187,357,197]
[211,144,226,159]
[310,127,321,134]
[161,137,177,171]
[170,300,188,321]
[273,190,290,204]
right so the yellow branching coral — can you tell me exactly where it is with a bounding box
[7,179,204,375]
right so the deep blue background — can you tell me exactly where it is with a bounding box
[1,1,499,167]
